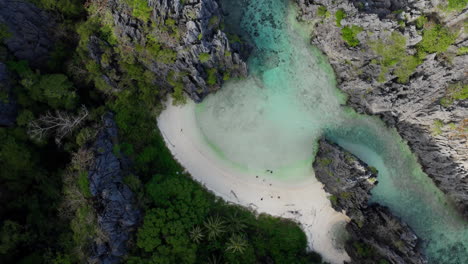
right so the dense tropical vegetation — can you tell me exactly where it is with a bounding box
[0,1,327,263]
[1,0,465,263]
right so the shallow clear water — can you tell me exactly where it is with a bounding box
[194,0,468,262]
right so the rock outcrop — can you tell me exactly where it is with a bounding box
[0,62,17,127]
[350,0,410,18]
[0,0,56,68]
[87,0,248,102]
[88,113,140,264]
[313,139,426,264]
[296,0,468,217]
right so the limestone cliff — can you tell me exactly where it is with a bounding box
[296,0,468,217]
[85,0,248,102]
[88,113,140,264]
[0,0,57,68]
[313,139,426,264]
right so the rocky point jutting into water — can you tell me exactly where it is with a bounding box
[296,0,468,217]
[313,139,426,264]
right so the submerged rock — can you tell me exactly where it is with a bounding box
[313,139,426,264]
[296,0,468,218]
[0,0,56,68]
[88,113,140,264]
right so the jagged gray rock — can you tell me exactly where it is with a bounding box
[350,0,410,18]
[296,0,468,217]
[0,0,56,68]
[90,0,248,102]
[0,62,17,127]
[313,139,426,264]
[88,113,140,264]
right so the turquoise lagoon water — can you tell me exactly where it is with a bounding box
[194,0,468,262]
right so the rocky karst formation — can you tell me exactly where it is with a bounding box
[0,0,60,128]
[313,139,426,264]
[0,0,57,127]
[87,0,248,102]
[87,113,140,264]
[350,0,410,18]
[296,0,468,217]
[0,0,56,68]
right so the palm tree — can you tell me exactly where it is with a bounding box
[226,211,247,233]
[206,255,224,264]
[226,234,248,254]
[189,225,204,243]
[204,215,226,240]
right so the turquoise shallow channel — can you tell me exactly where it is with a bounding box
[194,0,468,263]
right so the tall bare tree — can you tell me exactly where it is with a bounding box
[28,106,89,145]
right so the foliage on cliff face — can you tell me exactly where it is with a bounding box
[370,32,422,83]
[417,25,457,55]
[445,0,468,11]
[370,21,457,84]
[341,25,363,47]
[415,15,427,29]
[75,1,185,104]
[440,82,468,107]
[32,0,84,17]
[125,0,153,22]
[198,52,211,63]
[370,32,407,67]
[317,6,330,18]
[335,9,346,27]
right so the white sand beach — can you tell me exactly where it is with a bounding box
[157,100,351,264]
